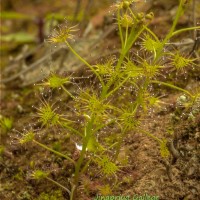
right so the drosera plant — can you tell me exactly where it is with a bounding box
[18,0,200,199]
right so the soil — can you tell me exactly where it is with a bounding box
[0,1,200,200]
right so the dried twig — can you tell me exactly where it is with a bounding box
[1,24,116,85]
[167,140,180,160]
[0,47,64,84]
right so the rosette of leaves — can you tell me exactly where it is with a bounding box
[76,89,113,123]
[119,107,140,131]
[35,100,72,127]
[94,57,116,84]
[169,51,197,71]
[46,22,78,43]
[95,156,119,176]
[98,184,112,196]
[19,131,35,144]
[44,72,70,89]
[36,102,61,127]
[141,34,162,56]
[31,170,49,180]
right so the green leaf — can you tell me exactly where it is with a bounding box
[1,32,35,43]
[1,11,33,20]
[87,136,104,152]
[0,116,13,134]
[45,13,66,21]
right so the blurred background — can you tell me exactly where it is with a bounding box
[0,0,115,70]
[1,0,199,85]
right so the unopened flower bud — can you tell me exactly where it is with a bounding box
[136,12,144,20]
[123,1,130,9]
[146,12,154,20]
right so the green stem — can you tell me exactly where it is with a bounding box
[73,116,95,196]
[94,118,116,133]
[118,9,124,48]
[172,26,200,37]
[116,25,145,71]
[114,104,138,161]
[65,42,104,87]
[80,159,92,175]
[151,80,194,98]
[116,51,125,72]
[70,185,76,200]
[45,177,71,195]
[124,25,129,47]
[154,0,185,63]
[33,140,75,164]
[140,130,162,143]
[61,122,83,137]
[61,85,76,99]
[144,26,159,41]
[114,128,126,161]
[165,1,184,40]
[116,8,145,71]
[128,7,134,18]
[74,123,92,179]
[105,74,131,98]
[124,25,145,56]
[100,85,109,99]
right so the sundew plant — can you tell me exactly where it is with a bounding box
[19,0,200,199]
